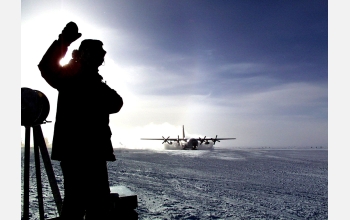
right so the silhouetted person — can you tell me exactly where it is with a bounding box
[38,22,123,220]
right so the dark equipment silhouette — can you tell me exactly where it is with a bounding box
[21,87,50,126]
[21,87,137,219]
[21,87,62,220]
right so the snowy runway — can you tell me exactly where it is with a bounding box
[21,147,328,219]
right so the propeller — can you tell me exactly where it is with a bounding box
[177,135,180,144]
[211,135,220,145]
[198,136,206,145]
[162,136,171,144]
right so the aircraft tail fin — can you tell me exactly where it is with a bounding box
[182,125,185,139]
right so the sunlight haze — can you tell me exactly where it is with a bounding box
[21,0,328,148]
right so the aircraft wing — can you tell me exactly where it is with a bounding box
[212,138,236,140]
[194,138,236,142]
[141,136,186,144]
[196,135,236,145]
[140,138,185,141]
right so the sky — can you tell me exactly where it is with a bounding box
[20,0,328,148]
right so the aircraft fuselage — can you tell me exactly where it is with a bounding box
[180,138,199,150]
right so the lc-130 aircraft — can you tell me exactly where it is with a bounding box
[141,125,236,150]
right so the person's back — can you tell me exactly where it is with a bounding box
[38,22,123,219]
[51,61,121,161]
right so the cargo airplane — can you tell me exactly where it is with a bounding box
[141,125,236,150]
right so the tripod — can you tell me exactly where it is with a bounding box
[22,124,62,220]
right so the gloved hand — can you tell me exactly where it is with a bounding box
[59,21,82,46]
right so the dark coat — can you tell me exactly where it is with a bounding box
[38,39,123,161]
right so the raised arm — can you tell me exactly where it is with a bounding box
[38,22,82,89]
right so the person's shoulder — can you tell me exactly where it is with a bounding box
[62,61,82,78]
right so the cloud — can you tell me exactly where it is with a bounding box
[131,81,325,146]
[218,63,266,75]
[232,81,327,119]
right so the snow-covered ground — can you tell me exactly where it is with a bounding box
[21,147,328,219]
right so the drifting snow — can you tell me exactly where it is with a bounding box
[21,147,327,219]
[163,143,214,150]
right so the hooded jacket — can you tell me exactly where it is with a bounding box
[38,39,123,161]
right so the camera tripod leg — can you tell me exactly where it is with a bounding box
[34,135,45,220]
[33,125,63,214]
[22,126,30,220]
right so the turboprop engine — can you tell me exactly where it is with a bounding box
[162,136,172,144]
[211,135,220,145]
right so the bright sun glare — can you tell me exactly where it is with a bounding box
[22,9,106,67]
[22,9,135,145]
